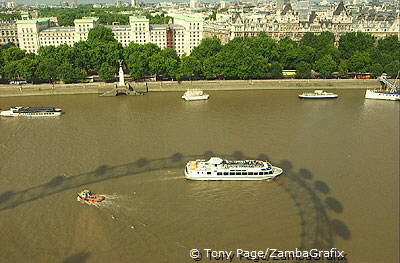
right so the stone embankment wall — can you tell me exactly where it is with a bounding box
[0,79,377,97]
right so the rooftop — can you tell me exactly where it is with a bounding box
[74,17,99,23]
[16,18,49,24]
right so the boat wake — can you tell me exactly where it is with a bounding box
[77,193,136,212]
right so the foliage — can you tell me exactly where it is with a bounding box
[383,60,400,78]
[98,63,116,82]
[1,32,399,83]
[296,62,311,78]
[338,32,375,59]
[315,55,337,76]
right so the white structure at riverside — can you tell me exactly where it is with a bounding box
[118,62,125,87]
[15,15,203,56]
[131,0,139,7]
[189,0,198,9]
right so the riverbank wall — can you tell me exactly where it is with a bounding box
[0,79,378,97]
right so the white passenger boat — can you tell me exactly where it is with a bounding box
[0,107,63,117]
[184,157,283,181]
[299,90,338,99]
[181,90,209,101]
[365,74,400,101]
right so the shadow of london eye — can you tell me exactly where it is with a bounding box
[0,151,350,261]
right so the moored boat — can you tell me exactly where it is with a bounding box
[181,90,209,101]
[365,74,400,101]
[77,190,105,203]
[299,90,338,99]
[184,157,283,181]
[0,106,63,117]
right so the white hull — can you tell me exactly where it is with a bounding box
[365,90,400,101]
[0,111,62,117]
[182,95,209,101]
[185,167,283,181]
[298,94,338,99]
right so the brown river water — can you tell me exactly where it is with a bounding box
[0,90,398,263]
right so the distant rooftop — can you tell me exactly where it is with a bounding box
[74,17,99,23]
[16,18,49,24]
[40,26,74,32]
[173,15,203,22]
[129,16,149,22]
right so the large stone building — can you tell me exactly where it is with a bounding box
[15,15,201,56]
[204,1,399,43]
[0,19,18,46]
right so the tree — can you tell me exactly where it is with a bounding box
[383,60,400,78]
[338,32,375,59]
[369,63,384,78]
[348,52,371,73]
[178,56,202,80]
[87,26,116,44]
[191,37,222,60]
[1,46,25,64]
[57,63,86,83]
[338,60,349,77]
[18,56,39,83]
[98,63,116,82]
[296,62,311,78]
[268,62,283,78]
[36,58,58,83]
[315,55,336,76]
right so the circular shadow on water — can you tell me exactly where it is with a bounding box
[135,158,148,168]
[331,219,351,240]
[203,151,215,159]
[314,180,330,194]
[46,176,64,188]
[298,168,313,180]
[0,191,14,202]
[257,153,269,160]
[325,197,343,213]
[94,165,109,176]
[232,151,244,159]
[171,153,183,162]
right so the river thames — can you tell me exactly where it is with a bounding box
[0,90,398,262]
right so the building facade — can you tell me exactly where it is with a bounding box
[0,19,18,46]
[15,15,202,56]
[204,1,399,43]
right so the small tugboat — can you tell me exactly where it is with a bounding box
[299,90,338,99]
[182,90,209,101]
[77,189,105,203]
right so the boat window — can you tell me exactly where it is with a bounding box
[207,172,211,175]
[224,172,228,175]
[236,172,242,175]
[217,172,222,175]
[242,172,247,175]
[248,172,253,175]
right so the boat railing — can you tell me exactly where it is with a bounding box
[379,74,400,91]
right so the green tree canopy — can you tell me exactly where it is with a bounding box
[98,63,116,82]
[339,32,375,59]
[315,55,337,76]
[296,62,311,78]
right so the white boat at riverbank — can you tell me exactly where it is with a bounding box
[299,90,338,99]
[184,157,283,181]
[181,90,209,101]
[365,74,400,101]
[0,107,63,117]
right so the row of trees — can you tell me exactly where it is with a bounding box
[0,27,399,84]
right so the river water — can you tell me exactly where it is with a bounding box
[0,90,398,263]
